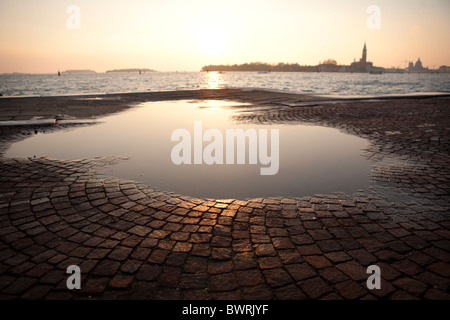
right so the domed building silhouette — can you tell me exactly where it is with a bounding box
[407,58,429,73]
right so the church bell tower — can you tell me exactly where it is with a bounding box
[361,41,367,65]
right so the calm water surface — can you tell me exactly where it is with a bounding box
[1,72,449,97]
[6,100,372,199]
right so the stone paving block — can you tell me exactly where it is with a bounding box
[273,284,307,300]
[334,280,368,299]
[87,248,111,260]
[82,277,110,296]
[109,274,133,289]
[232,239,252,252]
[92,260,121,276]
[285,263,317,282]
[405,251,435,266]
[183,257,208,274]
[3,277,38,295]
[165,252,187,267]
[128,225,152,237]
[304,255,332,269]
[278,249,303,264]
[370,278,396,298]
[120,259,143,274]
[298,277,332,299]
[319,267,348,284]
[211,236,232,247]
[242,285,273,300]
[158,267,182,288]
[263,268,292,288]
[392,277,429,295]
[258,257,283,269]
[157,239,176,251]
[336,261,367,281]
[347,249,378,265]
[191,244,211,257]
[136,264,162,281]
[233,252,258,270]
[427,262,450,278]
[424,288,450,300]
[211,247,232,260]
[108,246,133,261]
[377,262,401,282]
[324,251,352,263]
[254,243,277,257]
[307,229,333,241]
[297,245,322,256]
[391,259,423,277]
[21,284,53,300]
[209,273,238,292]
[179,273,208,290]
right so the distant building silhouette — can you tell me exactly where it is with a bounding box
[201,42,447,74]
[350,42,374,73]
[361,42,367,64]
[415,58,423,69]
[438,65,450,73]
[406,58,429,73]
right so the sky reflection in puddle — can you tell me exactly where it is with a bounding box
[6,100,372,199]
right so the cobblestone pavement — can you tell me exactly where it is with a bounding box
[0,90,449,300]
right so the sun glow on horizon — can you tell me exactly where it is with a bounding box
[197,29,228,57]
[0,0,449,73]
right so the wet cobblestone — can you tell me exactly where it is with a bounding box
[0,90,449,300]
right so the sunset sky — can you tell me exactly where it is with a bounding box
[0,0,449,73]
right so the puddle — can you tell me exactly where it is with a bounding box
[6,100,373,199]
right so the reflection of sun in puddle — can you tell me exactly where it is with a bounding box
[191,100,248,112]
[198,100,227,110]
[6,100,372,199]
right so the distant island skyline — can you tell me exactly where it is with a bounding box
[3,43,449,75]
[106,68,156,73]
[3,59,450,76]
[202,43,450,74]
[1,68,158,75]
[2,43,450,75]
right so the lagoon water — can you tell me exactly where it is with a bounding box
[6,100,372,199]
[1,72,449,98]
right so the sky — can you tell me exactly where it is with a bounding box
[0,0,449,73]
